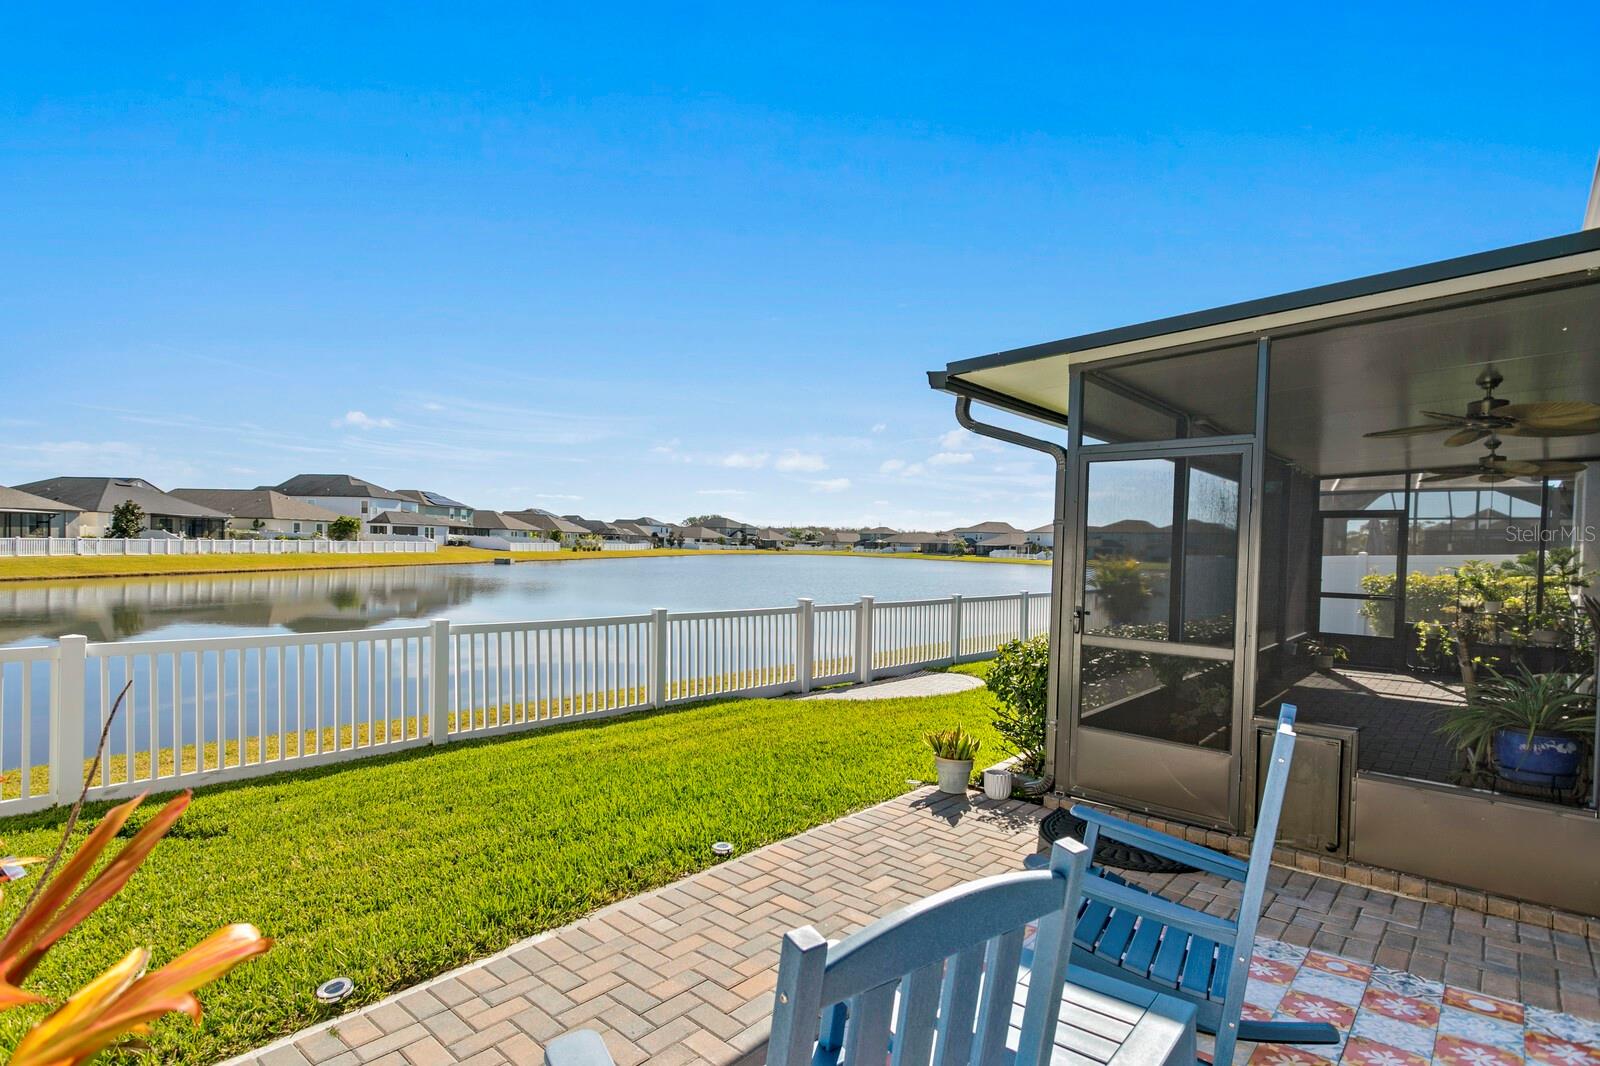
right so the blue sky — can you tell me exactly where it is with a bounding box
[2,5,1596,529]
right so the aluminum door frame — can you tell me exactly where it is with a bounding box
[1062,438,1256,831]
[1315,508,1410,669]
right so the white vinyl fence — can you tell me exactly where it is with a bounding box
[0,589,1047,815]
[459,536,561,552]
[0,537,438,558]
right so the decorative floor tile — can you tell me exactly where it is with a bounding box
[1251,957,1300,986]
[1305,950,1373,983]
[1279,990,1358,1030]
[1248,1046,1328,1065]
[1349,1011,1438,1057]
[1525,1031,1600,1066]
[1360,987,1441,1028]
[1340,1035,1431,1066]
[1528,1008,1600,1048]
[1255,939,1309,965]
[1434,1033,1526,1066]
[1369,965,1444,1002]
[1293,969,1368,1007]
[1247,980,1290,1013]
[1447,986,1529,1025]
[1440,1005,1528,1054]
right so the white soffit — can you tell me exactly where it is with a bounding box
[953,248,1600,417]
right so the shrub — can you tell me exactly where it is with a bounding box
[1090,556,1150,624]
[327,516,362,541]
[106,499,145,539]
[987,635,1049,775]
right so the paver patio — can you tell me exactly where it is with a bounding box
[232,789,1600,1066]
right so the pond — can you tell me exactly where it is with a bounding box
[0,554,1053,647]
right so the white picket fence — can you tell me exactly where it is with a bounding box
[0,537,438,558]
[0,590,1047,815]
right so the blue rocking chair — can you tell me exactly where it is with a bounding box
[1065,703,1338,1066]
[548,835,1198,1065]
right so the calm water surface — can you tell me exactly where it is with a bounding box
[0,554,1052,647]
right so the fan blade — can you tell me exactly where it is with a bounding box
[1496,460,1546,475]
[1524,460,1587,476]
[1364,423,1453,439]
[1416,412,1478,425]
[1478,471,1516,484]
[1443,428,1489,447]
[1420,470,1481,483]
[1495,401,1600,436]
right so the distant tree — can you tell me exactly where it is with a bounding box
[682,515,716,527]
[106,500,145,539]
[328,516,362,541]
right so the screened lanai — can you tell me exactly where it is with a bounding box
[931,229,1600,914]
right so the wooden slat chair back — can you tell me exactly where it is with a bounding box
[766,836,1091,1066]
[1068,703,1336,1066]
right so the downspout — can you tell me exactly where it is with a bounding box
[953,395,1069,786]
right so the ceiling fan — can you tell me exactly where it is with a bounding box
[1364,368,1600,446]
[1419,436,1587,484]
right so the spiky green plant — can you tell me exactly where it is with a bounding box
[1438,662,1594,773]
[925,726,982,761]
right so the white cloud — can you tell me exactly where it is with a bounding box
[878,458,906,474]
[535,493,582,501]
[775,451,827,473]
[333,410,395,431]
[721,451,769,469]
[697,488,748,496]
[939,428,1001,452]
[928,451,974,466]
[871,423,887,433]
[810,478,851,493]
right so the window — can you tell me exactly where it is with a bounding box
[292,522,301,534]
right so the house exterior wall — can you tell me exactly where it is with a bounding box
[280,494,405,521]
[223,517,331,538]
[66,511,227,538]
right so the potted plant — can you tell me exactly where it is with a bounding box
[1523,608,1566,647]
[1301,638,1348,671]
[925,727,981,794]
[1440,663,1594,789]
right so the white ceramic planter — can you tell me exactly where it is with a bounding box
[982,767,1013,801]
[936,757,974,795]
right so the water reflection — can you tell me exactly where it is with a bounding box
[0,567,493,644]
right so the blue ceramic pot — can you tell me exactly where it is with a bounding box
[1492,728,1583,789]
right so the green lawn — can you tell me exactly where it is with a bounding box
[0,667,1002,1063]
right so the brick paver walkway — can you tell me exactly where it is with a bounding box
[233,788,1600,1066]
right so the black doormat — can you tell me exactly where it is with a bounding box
[1038,807,1198,875]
